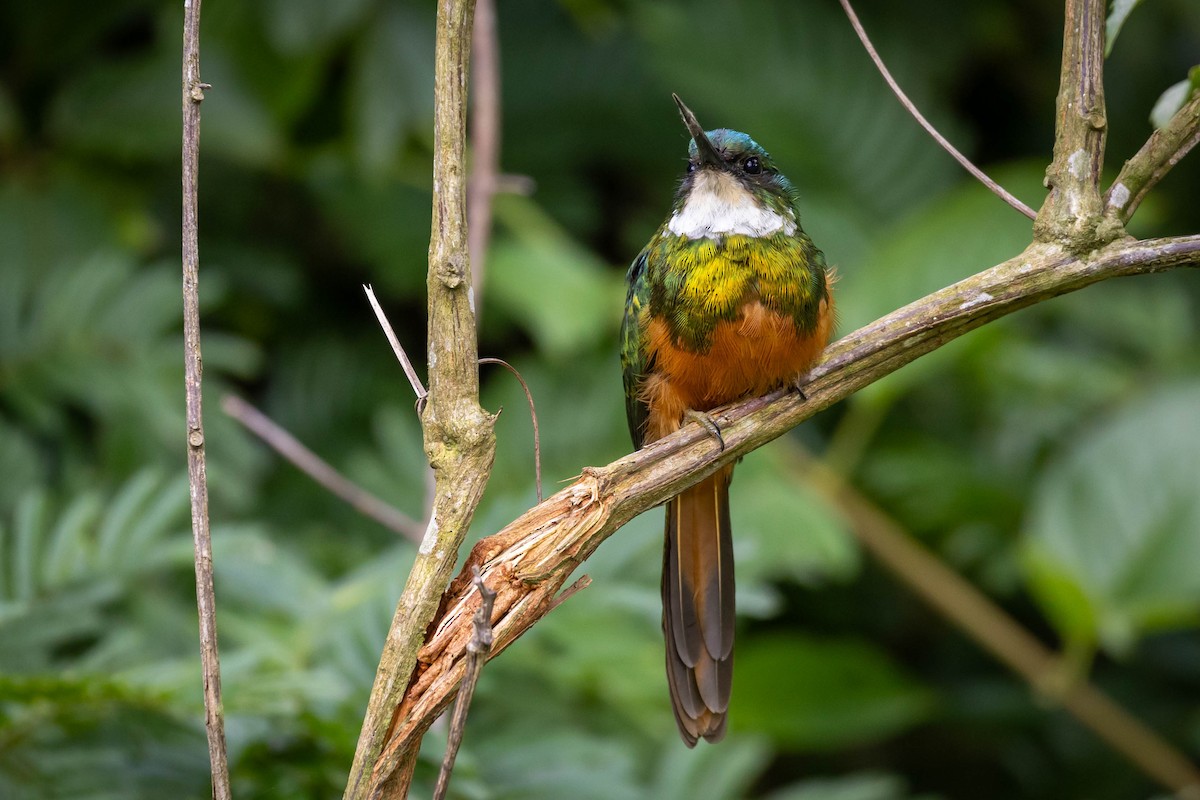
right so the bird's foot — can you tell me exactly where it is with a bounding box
[791,376,810,401]
[684,409,725,452]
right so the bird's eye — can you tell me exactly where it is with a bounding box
[687,162,698,174]
[743,156,761,175]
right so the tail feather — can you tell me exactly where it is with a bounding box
[663,466,735,746]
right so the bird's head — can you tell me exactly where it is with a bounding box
[668,94,798,239]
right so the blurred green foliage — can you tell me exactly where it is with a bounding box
[1,0,1199,798]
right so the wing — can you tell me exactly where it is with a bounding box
[620,248,653,449]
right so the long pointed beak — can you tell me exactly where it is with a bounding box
[672,93,722,167]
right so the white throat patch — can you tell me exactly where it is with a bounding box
[667,170,795,239]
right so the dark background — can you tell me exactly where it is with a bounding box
[1,1,1199,798]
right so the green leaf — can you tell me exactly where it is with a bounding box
[41,491,103,588]
[45,48,178,162]
[9,491,50,603]
[207,1,332,128]
[305,159,432,294]
[347,3,435,172]
[840,163,1043,329]
[861,436,1017,541]
[733,448,859,593]
[479,353,630,492]
[494,583,670,735]
[0,419,42,517]
[765,772,932,800]
[487,194,624,358]
[263,0,372,54]
[1024,383,1200,654]
[1149,75,1198,130]
[649,736,772,800]
[1023,551,1099,651]
[0,471,193,675]
[1039,277,1194,367]
[0,676,208,800]
[101,473,190,573]
[342,403,432,523]
[212,524,329,618]
[46,44,283,166]
[472,729,644,800]
[733,634,934,749]
[835,164,1045,406]
[0,177,125,300]
[197,48,290,166]
[36,473,188,594]
[1106,0,1145,56]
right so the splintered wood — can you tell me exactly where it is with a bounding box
[376,475,606,770]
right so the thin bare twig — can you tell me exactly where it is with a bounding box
[792,445,1200,798]
[365,284,428,408]
[468,0,500,311]
[479,358,542,501]
[837,0,1037,220]
[363,284,438,536]
[181,1,231,797]
[221,396,424,543]
[547,574,591,613]
[432,568,496,800]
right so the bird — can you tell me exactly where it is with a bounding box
[620,95,834,746]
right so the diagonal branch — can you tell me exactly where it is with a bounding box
[1035,0,1110,247]
[365,285,428,406]
[836,0,1036,220]
[374,234,1200,776]
[797,446,1200,796]
[221,396,424,543]
[1104,90,1200,226]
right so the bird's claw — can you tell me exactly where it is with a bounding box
[684,409,725,452]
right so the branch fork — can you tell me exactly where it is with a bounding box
[344,1,1200,797]
[370,235,1200,789]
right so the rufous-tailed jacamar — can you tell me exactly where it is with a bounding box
[620,96,834,746]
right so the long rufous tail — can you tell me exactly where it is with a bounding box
[662,465,735,746]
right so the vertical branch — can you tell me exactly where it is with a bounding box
[343,1,494,799]
[181,1,231,799]
[1034,0,1111,248]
